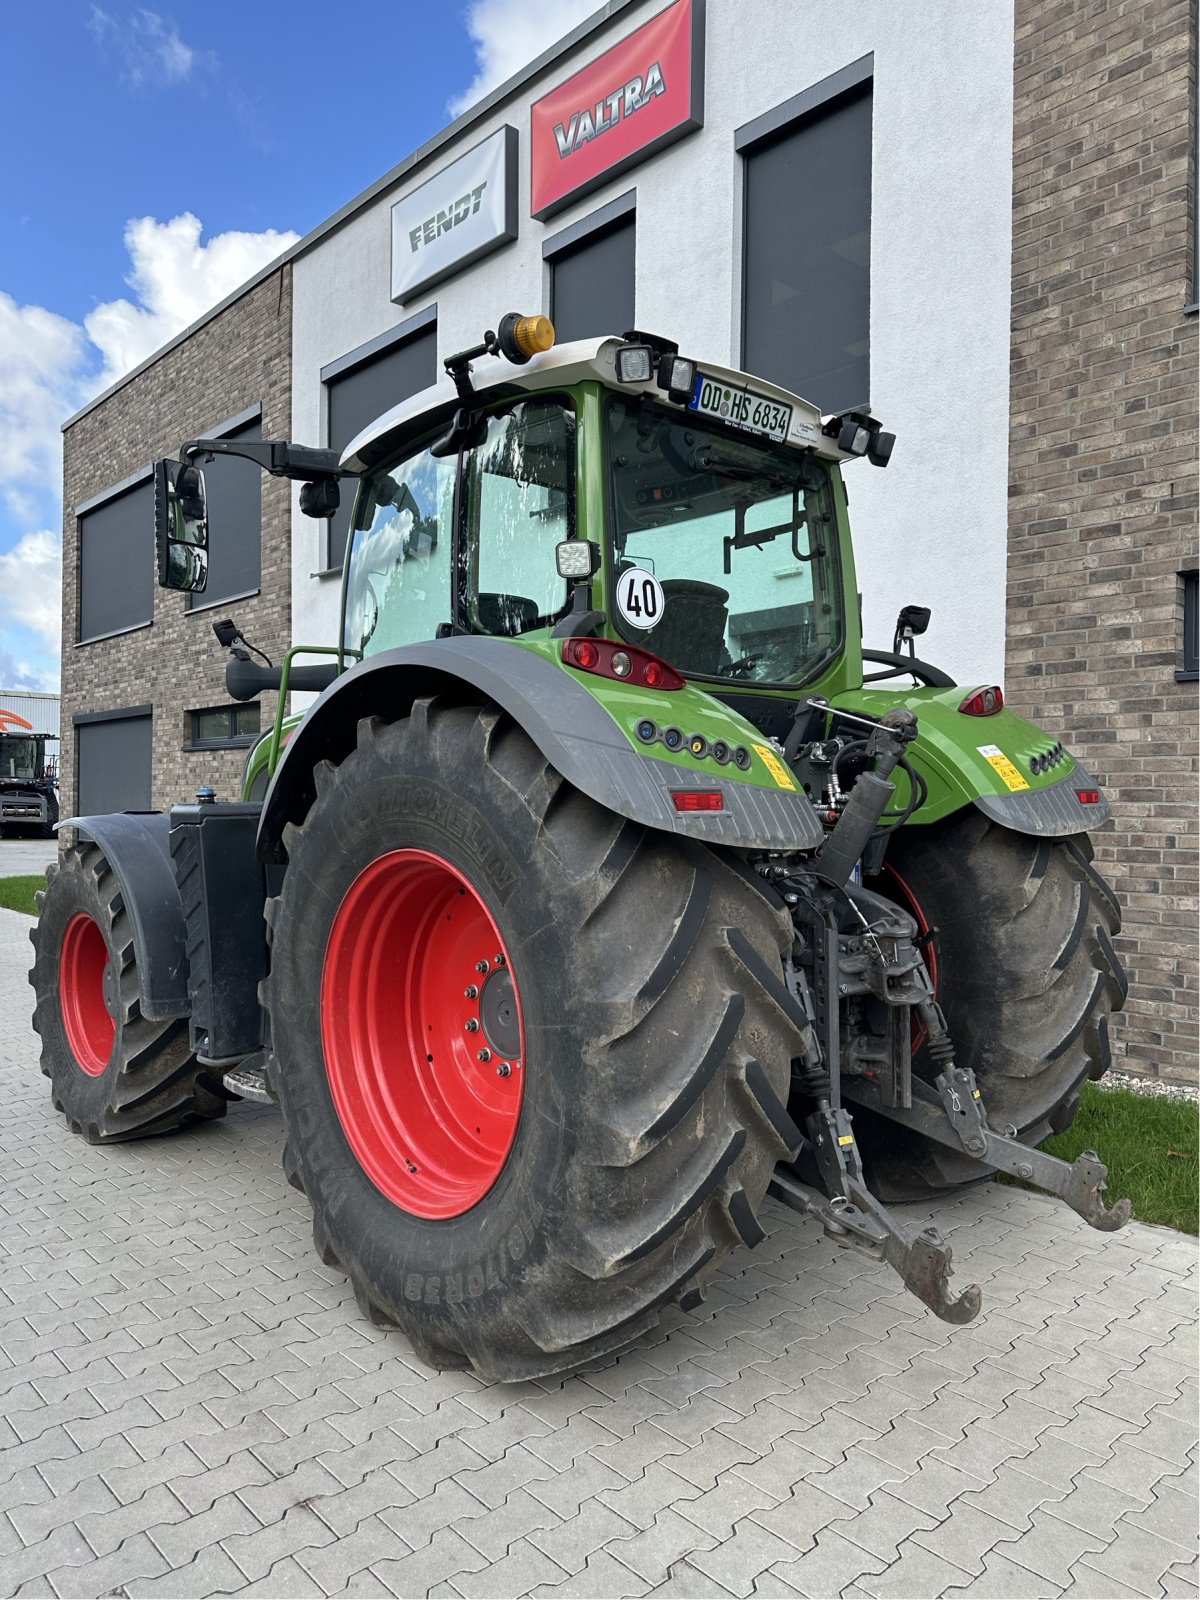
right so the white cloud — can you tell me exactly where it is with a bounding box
[0,211,298,694]
[0,532,62,657]
[448,0,598,117]
[88,7,207,90]
[0,648,57,695]
[85,213,299,386]
[0,296,88,500]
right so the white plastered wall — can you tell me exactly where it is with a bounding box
[292,0,1014,686]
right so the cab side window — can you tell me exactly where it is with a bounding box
[463,400,574,637]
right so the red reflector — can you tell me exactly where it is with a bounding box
[571,638,600,670]
[671,791,724,812]
[1076,788,1101,804]
[958,685,1004,716]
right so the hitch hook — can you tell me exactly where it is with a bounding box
[1064,1149,1133,1233]
[893,1227,982,1325]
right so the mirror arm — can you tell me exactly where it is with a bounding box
[180,438,348,483]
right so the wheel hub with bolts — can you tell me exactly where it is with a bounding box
[321,847,525,1219]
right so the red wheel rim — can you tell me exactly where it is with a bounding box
[880,863,939,1052]
[59,913,115,1075]
[321,848,525,1219]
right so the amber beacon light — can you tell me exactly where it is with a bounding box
[498,312,555,364]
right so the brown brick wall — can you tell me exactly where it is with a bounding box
[61,267,292,815]
[1009,1,1198,1081]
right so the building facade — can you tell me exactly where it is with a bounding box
[61,266,293,815]
[1007,0,1198,1083]
[59,0,1197,1080]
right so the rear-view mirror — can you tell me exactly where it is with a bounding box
[154,458,209,592]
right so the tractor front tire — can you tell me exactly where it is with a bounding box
[862,809,1126,1197]
[31,844,229,1142]
[265,700,808,1381]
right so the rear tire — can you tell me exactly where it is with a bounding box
[861,809,1126,1197]
[30,844,229,1142]
[265,699,809,1381]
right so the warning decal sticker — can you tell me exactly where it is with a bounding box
[977,744,1030,792]
[753,742,797,791]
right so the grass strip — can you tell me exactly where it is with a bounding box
[1033,1081,1198,1234]
[0,874,43,917]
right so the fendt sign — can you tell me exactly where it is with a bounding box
[391,126,518,303]
[530,0,705,220]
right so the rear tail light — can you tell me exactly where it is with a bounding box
[671,791,724,812]
[958,686,1004,716]
[562,637,684,690]
[1076,788,1101,805]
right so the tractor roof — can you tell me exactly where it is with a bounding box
[341,336,850,474]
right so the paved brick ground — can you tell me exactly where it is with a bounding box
[2,905,1197,1599]
[0,840,58,877]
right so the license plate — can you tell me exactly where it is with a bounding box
[688,374,792,441]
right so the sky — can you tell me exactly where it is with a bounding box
[0,0,596,694]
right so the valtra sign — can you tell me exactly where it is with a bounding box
[530,0,704,220]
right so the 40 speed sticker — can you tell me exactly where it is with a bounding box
[977,744,1030,792]
[616,567,665,628]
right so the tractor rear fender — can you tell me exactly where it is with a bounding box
[55,811,189,1022]
[829,687,1111,837]
[257,637,825,862]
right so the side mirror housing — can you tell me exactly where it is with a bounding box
[154,458,209,592]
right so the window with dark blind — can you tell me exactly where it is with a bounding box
[188,416,262,608]
[741,78,873,414]
[550,216,636,343]
[1180,571,1198,682]
[325,323,438,572]
[76,712,152,813]
[77,479,154,642]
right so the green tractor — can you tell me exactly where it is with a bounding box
[31,315,1129,1380]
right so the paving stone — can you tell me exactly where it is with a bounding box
[527,1549,652,1599]
[765,1527,889,1597]
[224,1554,327,1597]
[885,1455,987,1519]
[43,1531,172,1598]
[376,1478,487,1553]
[597,1463,700,1532]
[455,1485,558,1562]
[803,1448,912,1513]
[452,1536,570,1597]
[993,1504,1111,1588]
[942,1547,1062,1598]
[1081,1517,1196,1595]
[307,1466,414,1539]
[673,1473,781,1542]
[126,1544,249,1598]
[294,1515,407,1591]
[527,1501,639,1576]
[148,1491,261,1567]
[639,1557,737,1597]
[860,1539,976,1598]
[1157,1556,1200,1597]
[447,1441,557,1511]
[663,1430,758,1494]
[608,1506,719,1584]
[167,1450,277,1515]
[691,1516,815,1593]
[833,1489,943,1564]
[527,1455,630,1521]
